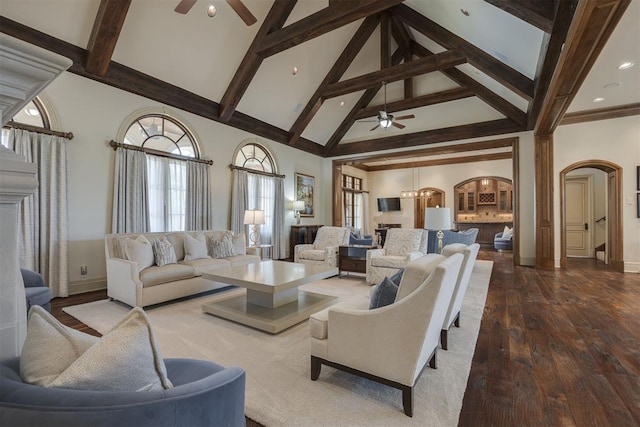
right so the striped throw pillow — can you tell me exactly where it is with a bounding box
[152,237,177,266]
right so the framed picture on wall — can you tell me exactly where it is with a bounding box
[295,172,315,217]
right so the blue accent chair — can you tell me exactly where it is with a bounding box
[20,268,52,312]
[426,228,479,254]
[0,357,246,427]
[494,231,513,251]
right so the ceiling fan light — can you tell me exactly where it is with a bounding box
[207,5,217,17]
[380,117,392,128]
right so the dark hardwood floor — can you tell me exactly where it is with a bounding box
[52,251,640,426]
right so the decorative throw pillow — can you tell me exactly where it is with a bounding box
[369,277,399,309]
[232,233,247,255]
[209,233,236,258]
[184,233,210,261]
[21,306,99,386]
[502,226,513,238]
[388,268,404,286]
[124,235,155,272]
[21,305,173,392]
[152,237,177,266]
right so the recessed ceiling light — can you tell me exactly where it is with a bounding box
[207,5,217,17]
[292,66,299,75]
[618,61,634,70]
[593,97,605,103]
[25,108,40,116]
[340,101,345,107]
[603,82,621,89]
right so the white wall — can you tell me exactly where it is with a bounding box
[41,72,331,292]
[555,115,640,272]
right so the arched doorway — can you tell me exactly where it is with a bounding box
[414,187,445,228]
[560,160,624,271]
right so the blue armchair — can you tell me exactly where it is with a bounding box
[0,357,246,427]
[426,228,479,254]
[494,231,513,251]
[20,268,52,312]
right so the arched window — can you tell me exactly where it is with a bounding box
[10,97,50,129]
[123,114,199,158]
[234,142,274,172]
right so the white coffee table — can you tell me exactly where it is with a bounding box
[202,261,338,333]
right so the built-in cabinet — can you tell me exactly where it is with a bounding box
[457,182,477,213]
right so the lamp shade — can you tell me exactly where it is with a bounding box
[243,209,265,225]
[424,207,452,230]
[293,200,305,211]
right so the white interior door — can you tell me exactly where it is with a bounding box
[566,176,592,257]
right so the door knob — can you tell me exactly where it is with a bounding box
[584,223,588,231]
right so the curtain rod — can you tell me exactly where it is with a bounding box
[109,140,213,165]
[3,121,74,140]
[229,165,285,179]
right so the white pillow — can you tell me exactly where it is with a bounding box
[184,233,210,261]
[21,306,99,386]
[502,226,513,238]
[21,305,173,392]
[209,233,236,258]
[152,236,177,266]
[232,233,247,255]
[124,235,155,271]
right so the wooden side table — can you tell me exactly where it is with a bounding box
[338,245,376,276]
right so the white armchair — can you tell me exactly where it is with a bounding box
[309,253,464,416]
[366,228,428,284]
[294,226,350,268]
[440,243,480,350]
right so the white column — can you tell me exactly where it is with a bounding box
[0,146,37,361]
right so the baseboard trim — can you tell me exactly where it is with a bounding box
[68,277,106,295]
[624,262,640,274]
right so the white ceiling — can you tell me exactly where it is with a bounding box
[1,0,638,151]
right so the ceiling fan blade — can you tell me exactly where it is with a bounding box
[370,124,380,131]
[394,114,415,121]
[175,0,197,14]
[226,0,257,25]
[392,122,406,129]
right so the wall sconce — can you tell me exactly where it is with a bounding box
[481,178,489,190]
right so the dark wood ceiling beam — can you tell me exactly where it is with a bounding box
[536,0,632,133]
[329,118,523,156]
[287,15,380,146]
[559,103,640,126]
[218,0,297,122]
[323,48,406,153]
[392,3,534,102]
[322,50,465,98]
[84,0,131,77]
[364,151,512,171]
[527,0,578,129]
[354,87,474,120]
[411,41,527,127]
[390,17,415,99]
[483,0,554,33]
[0,17,326,157]
[341,136,516,165]
[256,0,404,57]
[380,12,391,69]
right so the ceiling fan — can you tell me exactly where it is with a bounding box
[174,0,257,26]
[360,82,415,131]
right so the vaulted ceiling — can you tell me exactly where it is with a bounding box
[1,0,638,161]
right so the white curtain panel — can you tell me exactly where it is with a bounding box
[185,161,213,231]
[362,192,370,235]
[146,155,186,232]
[111,147,149,233]
[272,176,285,260]
[230,169,248,235]
[247,173,274,245]
[4,129,69,297]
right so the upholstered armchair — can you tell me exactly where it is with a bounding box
[309,253,464,416]
[20,268,52,312]
[294,226,350,268]
[365,228,428,284]
[440,243,480,350]
[494,230,513,251]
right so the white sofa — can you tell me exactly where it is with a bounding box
[309,252,463,416]
[105,230,260,308]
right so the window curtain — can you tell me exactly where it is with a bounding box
[4,128,69,297]
[230,169,284,258]
[185,161,213,230]
[146,155,186,232]
[111,147,149,233]
[362,191,370,235]
[230,169,248,235]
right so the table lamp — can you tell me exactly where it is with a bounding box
[293,200,305,225]
[244,209,265,246]
[424,207,452,254]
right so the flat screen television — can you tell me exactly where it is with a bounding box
[377,197,401,212]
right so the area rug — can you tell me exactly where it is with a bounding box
[64,260,493,427]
